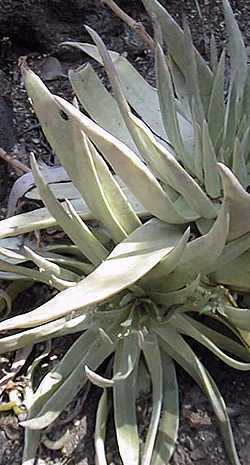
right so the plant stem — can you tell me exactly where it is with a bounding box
[100,0,155,49]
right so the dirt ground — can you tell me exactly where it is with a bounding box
[0,1,250,464]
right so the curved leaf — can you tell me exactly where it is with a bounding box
[23,68,188,224]
[218,163,250,240]
[0,219,187,330]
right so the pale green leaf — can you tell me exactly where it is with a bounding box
[172,313,250,370]
[202,120,221,198]
[207,50,225,147]
[223,0,248,92]
[0,218,185,331]
[141,333,163,465]
[113,331,140,465]
[156,326,241,465]
[141,0,213,114]
[23,68,188,224]
[232,137,247,189]
[69,63,139,155]
[95,389,109,465]
[218,163,250,240]
[152,352,179,465]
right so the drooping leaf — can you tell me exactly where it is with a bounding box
[0,219,187,330]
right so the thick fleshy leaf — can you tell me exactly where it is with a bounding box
[23,68,188,224]
[181,316,250,362]
[223,305,250,331]
[223,0,248,92]
[139,226,190,289]
[207,50,225,147]
[218,163,250,240]
[65,41,194,157]
[64,42,168,144]
[161,202,229,290]
[0,219,186,330]
[113,331,140,465]
[125,112,216,219]
[31,154,109,264]
[211,251,250,292]
[202,120,221,199]
[172,313,250,370]
[232,138,247,189]
[0,314,90,354]
[141,0,213,114]
[69,63,139,155]
[95,389,109,465]
[141,333,163,465]
[150,275,200,306]
[156,325,241,465]
[155,44,186,163]
[22,326,116,430]
[152,352,179,465]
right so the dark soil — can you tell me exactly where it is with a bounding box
[0,1,250,464]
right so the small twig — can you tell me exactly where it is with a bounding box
[100,0,155,49]
[0,148,30,174]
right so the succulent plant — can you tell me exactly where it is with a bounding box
[0,1,250,465]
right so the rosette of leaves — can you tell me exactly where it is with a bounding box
[0,1,250,465]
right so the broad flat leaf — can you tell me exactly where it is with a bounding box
[152,352,179,465]
[141,0,213,114]
[218,163,250,240]
[0,219,187,330]
[23,68,188,224]
[141,333,163,465]
[113,332,140,465]
[31,155,109,265]
[69,63,139,155]
[64,42,194,156]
